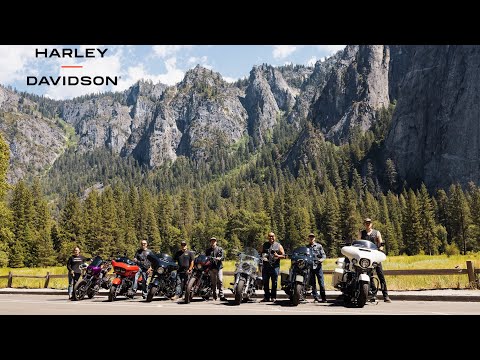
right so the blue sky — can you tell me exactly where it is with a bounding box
[0,45,345,100]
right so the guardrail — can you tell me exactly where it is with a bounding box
[1,261,479,289]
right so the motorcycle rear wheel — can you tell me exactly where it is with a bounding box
[185,277,196,304]
[73,280,88,301]
[234,279,245,305]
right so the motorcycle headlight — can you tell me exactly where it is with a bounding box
[157,267,165,274]
[242,263,251,272]
[297,259,305,269]
[196,263,202,270]
[359,258,370,268]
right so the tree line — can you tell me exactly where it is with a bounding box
[1,103,480,267]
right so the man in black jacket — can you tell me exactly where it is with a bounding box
[206,237,226,301]
[131,240,153,299]
[67,246,86,300]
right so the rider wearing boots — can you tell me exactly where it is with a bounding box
[307,233,327,303]
[359,218,392,303]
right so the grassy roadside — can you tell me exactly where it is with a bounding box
[1,253,479,290]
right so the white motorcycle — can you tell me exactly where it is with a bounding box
[332,240,386,308]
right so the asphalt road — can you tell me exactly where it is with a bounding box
[1,294,480,315]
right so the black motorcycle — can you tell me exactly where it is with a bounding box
[184,254,213,304]
[282,246,314,306]
[145,252,179,302]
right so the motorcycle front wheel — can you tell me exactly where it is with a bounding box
[146,286,157,302]
[185,276,196,304]
[234,279,245,305]
[108,285,117,302]
[73,280,88,301]
[357,281,369,308]
[291,283,302,306]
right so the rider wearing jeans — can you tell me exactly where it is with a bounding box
[67,246,86,300]
[205,237,226,301]
[259,232,285,302]
[132,240,152,299]
[359,218,392,303]
[173,240,194,301]
[307,233,327,303]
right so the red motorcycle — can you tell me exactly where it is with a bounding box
[108,255,142,301]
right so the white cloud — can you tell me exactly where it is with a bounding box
[273,45,298,59]
[222,76,237,83]
[306,56,317,66]
[0,45,54,84]
[317,45,346,54]
[188,56,208,65]
[115,57,185,92]
[152,45,193,58]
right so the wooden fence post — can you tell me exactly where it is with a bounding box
[466,261,476,287]
[44,272,50,288]
[7,271,12,288]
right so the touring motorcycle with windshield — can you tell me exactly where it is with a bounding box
[108,255,141,301]
[73,255,112,301]
[332,240,386,308]
[231,247,261,305]
[145,252,179,302]
[281,246,314,306]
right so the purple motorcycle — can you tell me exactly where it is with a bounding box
[73,256,112,300]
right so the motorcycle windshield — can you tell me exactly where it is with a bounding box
[89,256,103,267]
[239,247,260,261]
[352,240,378,250]
[147,252,162,269]
[290,246,313,263]
[115,256,136,265]
[236,248,259,274]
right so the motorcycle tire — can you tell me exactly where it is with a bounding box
[185,277,196,304]
[108,285,116,302]
[292,283,302,306]
[146,286,157,303]
[73,280,88,301]
[234,279,245,305]
[357,281,369,308]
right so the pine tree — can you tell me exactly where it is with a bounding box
[0,133,12,267]
[402,189,422,255]
[385,158,398,190]
[340,188,359,243]
[10,181,35,266]
[323,182,340,257]
[58,193,84,263]
[447,184,471,254]
[379,193,399,255]
[417,184,439,255]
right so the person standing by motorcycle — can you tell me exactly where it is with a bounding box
[307,233,327,303]
[67,246,86,300]
[172,240,195,301]
[205,237,226,301]
[359,218,392,303]
[259,232,285,302]
[131,239,153,299]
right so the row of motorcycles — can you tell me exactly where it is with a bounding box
[73,240,387,308]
